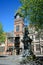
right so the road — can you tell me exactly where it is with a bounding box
[0,55,22,65]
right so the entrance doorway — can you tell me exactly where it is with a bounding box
[15,37,20,55]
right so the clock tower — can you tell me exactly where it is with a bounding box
[14,13,24,55]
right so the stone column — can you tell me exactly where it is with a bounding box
[20,35,24,55]
[33,35,36,55]
[34,44,36,55]
[41,47,42,54]
[5,37,8,55]
[14,49,16,55]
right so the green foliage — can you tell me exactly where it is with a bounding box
[26,56,33,61]
[0,23,3,34]
[0,23,6,43]
[18,0,43,31]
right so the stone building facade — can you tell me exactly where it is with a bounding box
[28,27,43,57]
[5,32,14,55]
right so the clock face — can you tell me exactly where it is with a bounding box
[16,15,20,18]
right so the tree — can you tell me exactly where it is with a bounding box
[0,23,6,44]
[0,23,3,34]
[17,0,43,31]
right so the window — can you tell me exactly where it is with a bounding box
[16,25,19,32]
[41,34,43,40]
[8,37,13,43]
[42,47,43,53]
[36,44,40,51]
[35,34,39,40]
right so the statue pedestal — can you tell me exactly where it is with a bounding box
[22,49,32,58]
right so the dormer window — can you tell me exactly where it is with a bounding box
[16,25,19,32]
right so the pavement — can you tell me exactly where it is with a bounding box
[0,55,22,65]
[0,55,42,65]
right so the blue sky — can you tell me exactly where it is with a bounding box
[0,0,21,32]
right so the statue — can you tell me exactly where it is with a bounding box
[21,27,32,57]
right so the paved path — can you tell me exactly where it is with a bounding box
[0,55,22,65]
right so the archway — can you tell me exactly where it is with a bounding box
[15,37,20,55]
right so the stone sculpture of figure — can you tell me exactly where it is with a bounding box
[21,27,32,57]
